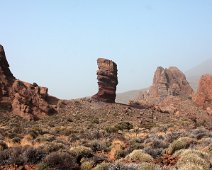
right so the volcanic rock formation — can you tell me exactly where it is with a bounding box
[148,66,193,98]
[192,75,212,114]
[0,45,15,97]
[92,58,118,103]
[0,44,57,120]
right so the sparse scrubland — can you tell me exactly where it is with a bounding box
[0,98,211,170]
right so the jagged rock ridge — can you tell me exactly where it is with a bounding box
[0,44,57,120]
[146,66,193,99]
[92,58,118,103]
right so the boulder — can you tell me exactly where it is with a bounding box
[92,58,118,103]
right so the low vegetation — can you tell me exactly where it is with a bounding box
[0,99,211,169]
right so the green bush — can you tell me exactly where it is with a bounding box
[114,122,133,131]
[105,126,118,133]
[94,162,110,170]
[179,149,209,160]
[80,160,94,170]
[177,153,210,170]
[36,163,49,170]
[70,146,92,158]
[166,137,194,154]
[138,162,159,170]
[178,163,205,170]
[126,150,153,163]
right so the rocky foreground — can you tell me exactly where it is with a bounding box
[0,97,211,170]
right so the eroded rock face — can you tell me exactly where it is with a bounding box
[192,75,212,113]
[0,45,15,98]
[148,66,193,98]
[92,58,118,103]
[0,44,57,120]
[11,80,56,120]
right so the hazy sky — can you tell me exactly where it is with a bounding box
[1,0,212,99]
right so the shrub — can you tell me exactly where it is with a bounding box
[143,147,163,158]
[151,139,168,149]
[0,149,9,165]
[94,162,110,170]
[91,117,100,124]
[138,162,159,170]
[177,153,210,170]
[165,132,181,143]
[22,147,44,164]
[0,146,45,166]
[36,163,49,170]
[178,149,209,160]
[80,160,94,170]
[44,151,79,170]
[38,142,66,153]
[70,146,92,159]
[178,163,204,170]
[12,137,21,143]
[114,122,133,131]
[126,150,153,163]
[105,126,118,133]
[108,163,140,170]
[114,149,128,160]
[190,127,210,139]
[87,140,109,152]
[0,141,8,151]
[15,147,44,164]
[166,137,194,154]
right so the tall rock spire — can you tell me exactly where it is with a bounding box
[92,58,118,103]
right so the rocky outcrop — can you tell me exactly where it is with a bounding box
[0,44,57,120]
[11,80,56,120]
[147,66,193,98]
[0,45,15,98]
[192,75,212,114]
[92,58,118,103]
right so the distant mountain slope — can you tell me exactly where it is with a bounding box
[116,59,212,104]
[116,89,147,104]
[186,58,212,91]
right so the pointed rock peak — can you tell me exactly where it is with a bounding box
[149,66,193,98]
[0,44,10,68]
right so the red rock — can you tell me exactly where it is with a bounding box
[11,80,56,120]
[147,66,193,98]
[0,45,15,98]
[92,58,118,103]
[0,44,57,120]
[193,75,212,113]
